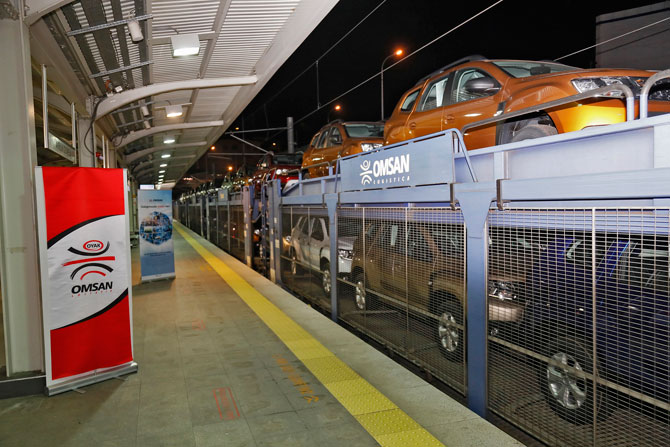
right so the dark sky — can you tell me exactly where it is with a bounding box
[182,0,661,189]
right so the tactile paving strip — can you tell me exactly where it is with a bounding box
[175,223,445,447]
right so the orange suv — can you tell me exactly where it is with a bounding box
[302,121,384,178]
[385,56,670,149]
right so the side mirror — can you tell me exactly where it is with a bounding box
[464,77,499,95]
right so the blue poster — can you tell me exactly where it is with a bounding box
[138,189,175,281]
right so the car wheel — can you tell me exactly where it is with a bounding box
[436,297,464,362]
[290,249,298,276]
[321,260,331,296]
[538,336,611,425]
[511,123,558,143]
[353,272,366,311]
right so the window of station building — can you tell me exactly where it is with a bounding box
[400,89,420,112]
[417,75,451,112]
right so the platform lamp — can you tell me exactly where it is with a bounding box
[381,48,404,120]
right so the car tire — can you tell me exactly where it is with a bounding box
[538,336,612,425]
[290,249,298,276]
[353,271,367,311]
[435,296,464,362]
[321,260,331,296]
[511,123,558,143]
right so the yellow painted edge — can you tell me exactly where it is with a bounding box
[175,223,445,447]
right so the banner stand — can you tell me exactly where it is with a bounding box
[138,189,176,282]
[35,167,137,396]
[45,362,138,396]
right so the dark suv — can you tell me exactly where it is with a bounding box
[518,227,669,424]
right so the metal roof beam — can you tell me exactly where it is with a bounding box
[24,0,76,25]
[96,76,257,119]
[125,141,207,163]
[117,122,223,148]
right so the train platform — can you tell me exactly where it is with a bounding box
[0,222,522,447]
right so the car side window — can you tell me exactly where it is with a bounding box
[417,74,451,112]
[400,89,421,112]
[311,218,324,241]
[310,132,321,147]
[329,127,343,146]
[451,68,498,104]
[316,130,329,149]
[408,226,432,263]
[388,223,406,255]
[565,239,592,267]
[299,216,309,235]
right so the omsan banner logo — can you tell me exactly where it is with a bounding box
[359,154,410,186]
[64,240,115,295]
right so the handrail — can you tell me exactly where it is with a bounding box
[640,69,670,119]
[462,84,635,134]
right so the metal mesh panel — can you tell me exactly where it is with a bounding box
[487,208,670,447]
[208,202,217,245]
[280,207,332,311]
[217,204,230,252]
[229,204,245,262]
[336,207,467,393]
[188,203,201,235]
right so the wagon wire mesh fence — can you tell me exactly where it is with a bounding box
[487,208,670,447]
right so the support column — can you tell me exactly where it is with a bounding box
[326,194,338,321]
[287,116,295,153]
[77,106,95,167]
[243,187,253,268]
[0,15,44,375]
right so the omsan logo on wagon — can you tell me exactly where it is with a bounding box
[64,239,116,296]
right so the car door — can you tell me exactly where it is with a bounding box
[320,126,343,175]
[443,67,503,149]
[384,221,407,300]
[295,216,310,265]
[405,73,452,140]
[406,225,435,311]
[308,217,326,270]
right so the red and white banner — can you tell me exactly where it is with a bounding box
[35,167,135,394]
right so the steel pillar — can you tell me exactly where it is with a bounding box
[287,116,295,153]
[0,16,44,376]
[457,184,497,418]
[243,187,253,268]
[326,194,339,321]
[77,103,95,167]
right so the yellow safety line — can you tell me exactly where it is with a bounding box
[175,223,444,447]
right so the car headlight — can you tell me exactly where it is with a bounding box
[338,249,353,260]
[571,77,631,97]
[276,169,287,175]
[488,281,518,301]
[361,143,383,152]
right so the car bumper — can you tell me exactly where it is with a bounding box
[488,298,525,322]
[338,257,353,275]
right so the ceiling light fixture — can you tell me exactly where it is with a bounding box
[143,120,151,129]
[127,18,144,43]
[163,135,175,144]
[165,104,183,118]
[160,163,167,167]
[159,170,165,173]
[171,33,200,57]
[161,154,171,159]
[140,104,150,116]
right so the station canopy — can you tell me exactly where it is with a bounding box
[26,0,337,186]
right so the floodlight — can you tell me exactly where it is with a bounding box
[171,34,200,57]
[165,104,183,118]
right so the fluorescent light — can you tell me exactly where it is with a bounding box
[165,104,183,118]
[161,154,171,158]
[171,34,200,57]
[163,135,175,144]
[159,170,165,173]
[160,163,167,167]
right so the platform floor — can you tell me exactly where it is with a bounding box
[0,224,523,446]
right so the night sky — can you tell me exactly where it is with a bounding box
[181,0,662,189]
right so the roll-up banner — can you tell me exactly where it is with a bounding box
[138,189,175,282]
[35,167,137,395]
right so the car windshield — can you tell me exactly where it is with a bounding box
[492,61,578,78]
[274,153,302,165]
[343,123,384,138]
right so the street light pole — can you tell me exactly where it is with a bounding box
[380,49,403,121]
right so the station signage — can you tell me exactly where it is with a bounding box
[35,167,136,395]
[339,133,454,192]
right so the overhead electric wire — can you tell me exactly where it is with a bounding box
[289,0,504,129]
[246,0,389,119]
[555,15,670,62]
